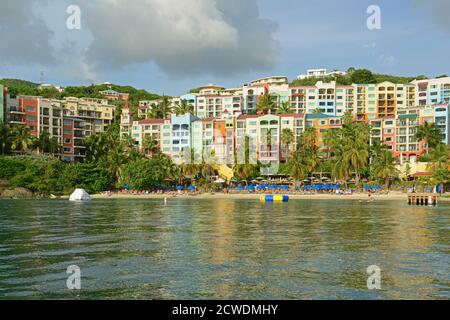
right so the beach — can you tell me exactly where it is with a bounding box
[89,191,450,202]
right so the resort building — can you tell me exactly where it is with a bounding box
[242,76,289,113]
[279,114,305,160]
[394,108,426,163]
[62,97,115,135]
[305,114,342,155]
[130,118,167,152]
[161,113,199,164]
[297,68,347,80]
[99,89,129,101]
[433,104,450,145]
[289,81,355,116]
[4,95,115,161]
[412,77,450,106]
[354,82,416,122]
[195,84,226,118]
[369,117,396,152]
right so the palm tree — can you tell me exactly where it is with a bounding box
[34,131,59,155]
[323,122,370,183]
[10,125,33,153]
[148,96,173,119]
[233,135,259,179]
[174,99,193,116]
[281,128,294,156]
[427,144,450,193]
[104,144,127,184]
[142,135,159,156]
[285,151,307,188]
[342,139,369,183]
[257,92,276,114]
[180,147,200,179]
[199,148,217,179]
[342,112,354,126]
[371,150,400,189]
[85,132,111,162]
[0,123,11,155]
[297,128,320,175]
[159,96,172,119]
[415,122,443,151]
[277,101,292,114]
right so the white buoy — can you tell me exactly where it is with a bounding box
[69,189,91,201]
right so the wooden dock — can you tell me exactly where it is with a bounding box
[407,193,439,206]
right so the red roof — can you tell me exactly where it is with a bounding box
[411,172,432,177]
[138,119,165,125]
[237,114,260,120]
[279,113,304,118]
[193,117,215,122]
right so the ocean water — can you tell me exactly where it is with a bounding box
[0,198,448,300]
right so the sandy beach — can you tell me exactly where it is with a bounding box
[89,191,450,202]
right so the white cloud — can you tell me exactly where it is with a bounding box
[0,0,279,80]
[81,0,279,76]
[0,0,56,66]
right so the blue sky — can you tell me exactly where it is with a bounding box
[0,0,449,96]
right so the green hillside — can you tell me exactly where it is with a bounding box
[290,68,430,86]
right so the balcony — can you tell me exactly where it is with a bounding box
[8,107,25,114]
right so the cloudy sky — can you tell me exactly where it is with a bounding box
[0,0,449,95]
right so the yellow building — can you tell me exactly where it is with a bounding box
[62,97,115,136]
[355,82,416,122]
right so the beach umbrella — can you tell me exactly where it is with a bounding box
[268,185,277,189]
[188,185,196,191]
[176,185,184,190]
[281,185,289,190]
[235,185,245,190]
[372,185,382,189]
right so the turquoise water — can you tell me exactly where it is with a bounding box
[0,198,448,299]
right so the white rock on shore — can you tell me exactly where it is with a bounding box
[69,189,91,201]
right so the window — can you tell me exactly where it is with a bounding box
[64,138,71,144]
[26,106,35,112]
[27,115,36,121]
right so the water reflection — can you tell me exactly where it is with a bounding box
[0,199,448,299]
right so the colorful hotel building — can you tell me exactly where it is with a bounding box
[124,75,450,167]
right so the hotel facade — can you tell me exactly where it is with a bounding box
[125,76,450,166]
[2,75,449,165]
[2,91,115,162]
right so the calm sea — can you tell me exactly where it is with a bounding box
[0,198,448,299]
